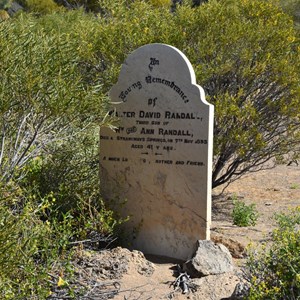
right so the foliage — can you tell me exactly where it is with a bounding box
[0,152,124,299]
[149,0,171,8]
[0,0,11,19]
[290,183,300,189]
[0,184,72,299]
[0,12,112,183]
[280,0,300,29]
[23,129,125,236]
[0,9,9,20]
[23,0,61,14]
[184,0,300,188]
[246,207,300,299]
[0,1,299,297]
[0,11,122,299]
[2,1,298,189]
[232,197,259,227]
[0,180,123,299]
[58,0,102,12]
[75,0,300,188]
[0,0,11,10]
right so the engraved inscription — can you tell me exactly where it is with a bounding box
[119,81,142,102]
[105,92,209,165]
[145,76,189,103]
[148,58,159,71]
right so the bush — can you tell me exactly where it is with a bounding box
[0,184,73,299]
[0,9,9,20]
[0,0,11,10]
[0,11,112,183]
[280,0,300,28]
[149,0,171,8]
[0,177,124,299]
[53,0,102,12]
[3,1,298,189]
[24,0,60,14]
[23,129,125,236]
[232,197,259,227]
[0,11,124,299]
[90,0,300,188]
[0,3,298,296]
[246,207,300,299]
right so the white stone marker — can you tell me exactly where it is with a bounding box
[100,43,214,260]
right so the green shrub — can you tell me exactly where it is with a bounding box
[0,184,72,299]
[0,3,298,297]
[23,0,61,14]
[0,9,9,20]
[290,183,300,189]
[53,0,102,12]
[0,0,11,10]
[0,177,124,299]
[149,0,171,8]
[232,197,259,227]
[246,207,300,299]
[1,0,299,190]
[0,11,112,183]
[0,8,125,300]
[91,0,300,188]
[280,0,300,27]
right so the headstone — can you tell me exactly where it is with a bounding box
[100,43,214,260]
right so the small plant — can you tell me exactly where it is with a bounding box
[232,197,259,227]
[246,207,300,299]
[290,183,300,189]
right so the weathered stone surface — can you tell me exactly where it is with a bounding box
[183,240,233,277]
[100,43,214,260]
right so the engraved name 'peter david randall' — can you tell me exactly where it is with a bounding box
[140,127,192,136]
[114,111,197,119]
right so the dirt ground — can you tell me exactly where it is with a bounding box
[212,163,300,247]
[51,164,299,300]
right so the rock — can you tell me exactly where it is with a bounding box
[229,281,250,299]
[183,240,233,277]
[191,273,240,299]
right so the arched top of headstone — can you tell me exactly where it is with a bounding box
[110,43,210,107]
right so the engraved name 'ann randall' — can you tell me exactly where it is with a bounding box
[139,127,192,136]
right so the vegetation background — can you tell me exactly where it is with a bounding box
[0,0,299,298]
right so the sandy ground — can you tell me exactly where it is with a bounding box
[50,164,299,299]
[212,164,300,247]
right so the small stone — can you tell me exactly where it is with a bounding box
[230,281,250,299]
[183,240,233,277]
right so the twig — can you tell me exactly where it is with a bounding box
[169,265,199,295]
